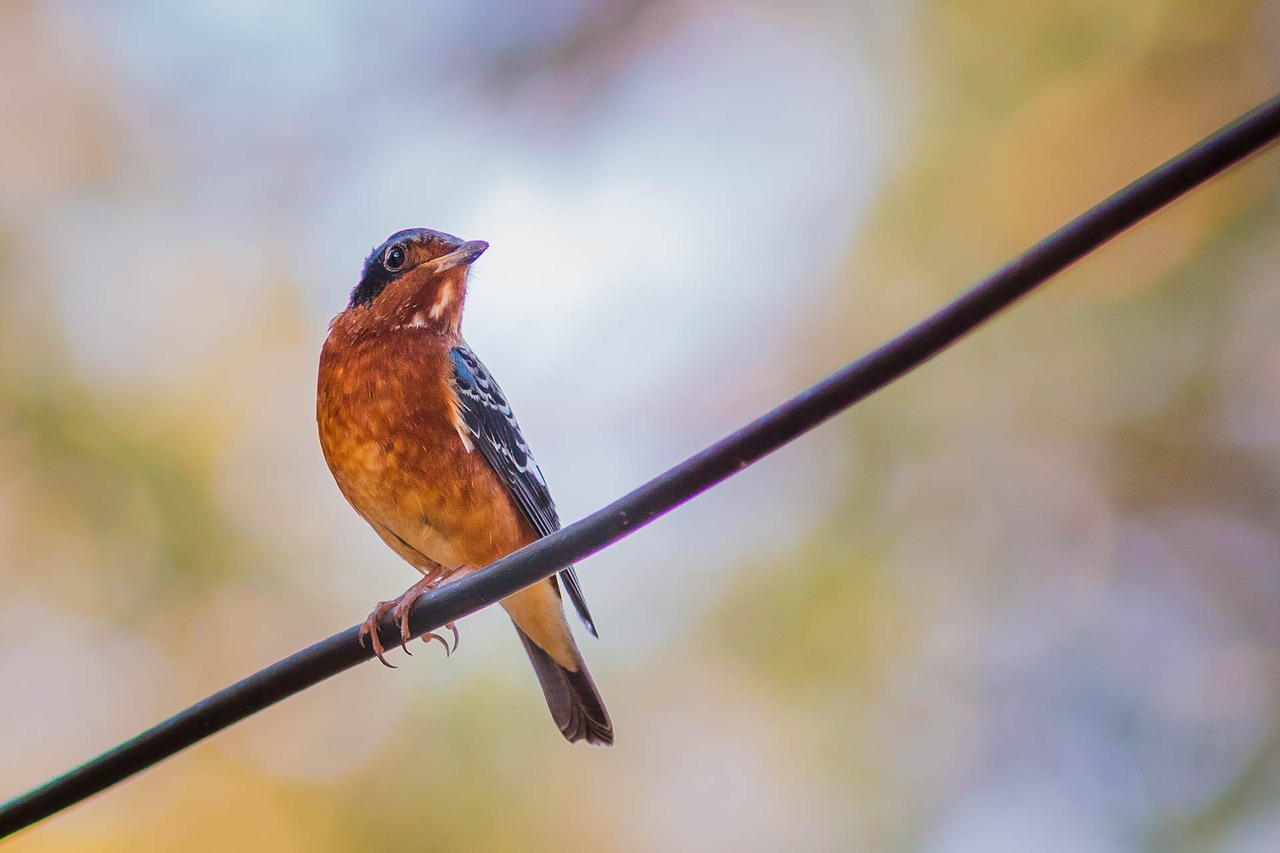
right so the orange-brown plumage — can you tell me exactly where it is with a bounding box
[317,228,611,745]
[319,321,527,572]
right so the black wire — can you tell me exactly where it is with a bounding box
[4,93,1280,839]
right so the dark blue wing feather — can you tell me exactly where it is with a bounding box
[450,346,598,637]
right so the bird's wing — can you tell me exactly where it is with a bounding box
[449,345,598,637]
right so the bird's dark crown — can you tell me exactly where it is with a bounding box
[349,228,467,309]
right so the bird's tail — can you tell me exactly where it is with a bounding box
[503,581,612,746]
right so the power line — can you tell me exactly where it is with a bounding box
[3,93,1280,839]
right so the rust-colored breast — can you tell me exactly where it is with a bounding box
[317,316,533,573]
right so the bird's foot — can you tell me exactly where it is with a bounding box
[358,574,455,667]
[416,567,469,656]
[358,598,400,668]
[426,567,472,656]
[434,622,460,656]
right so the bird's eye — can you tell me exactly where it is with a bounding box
[383,244,407,272]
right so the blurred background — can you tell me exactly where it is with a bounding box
[2,0,1279,850]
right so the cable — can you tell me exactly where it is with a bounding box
[3,93,1280,839]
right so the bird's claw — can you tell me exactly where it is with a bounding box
[360,577,459,665]
[390,594,424,656]
[421,631,451,656]
[359,600,399,668]
[420,622,459,656]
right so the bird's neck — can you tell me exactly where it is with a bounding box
[371,267,469,336]
[410,267,466,334]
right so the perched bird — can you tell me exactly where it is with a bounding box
[317,228,612,746]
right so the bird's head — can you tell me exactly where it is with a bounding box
[347,228,488,333]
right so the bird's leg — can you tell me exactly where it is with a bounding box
[359,571,453,666]
[423,565,474,655]
[388,573,453,656]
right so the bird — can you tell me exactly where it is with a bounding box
[316,228,612,746]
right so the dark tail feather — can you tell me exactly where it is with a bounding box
[514,625,613,746]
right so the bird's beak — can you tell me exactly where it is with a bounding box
[432,240,489,272]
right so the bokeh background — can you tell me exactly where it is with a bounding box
[2,1,1280,850]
